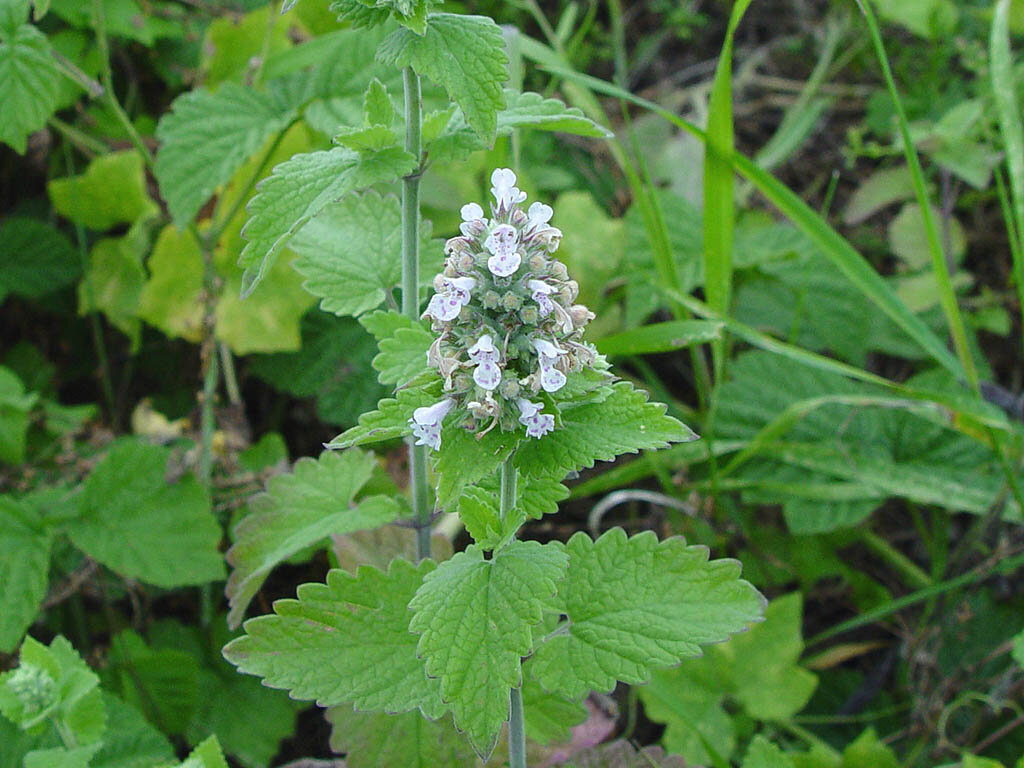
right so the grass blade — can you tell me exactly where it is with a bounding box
[596,320,723,356]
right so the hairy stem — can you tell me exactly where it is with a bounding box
[501,456,527,768]
[402,67,430,561]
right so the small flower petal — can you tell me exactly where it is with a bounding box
[532,338,566,360]
[526,202,553,229]
[487,252,521,277]
[461,202,484,221]
[539,364,566,393]
[517,398,554,437]
[468,334,498,362]
[473,361,502,390]
[409,398,455,450]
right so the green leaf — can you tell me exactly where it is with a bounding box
[363,77,394,125]
[497,89,612,137]
[290,191,404,317]
[225,449,398,628]
[24,745,101,768]
[334,123,399,152]
[329,0,391,29]
[0,218,79,298]
[1012,629,1024,669]
[0,366,36,465]
[239,146,416,295]
[596,320,723,356]
[515,381,698,479]
[1,636,106,745]
[326,706,473,768]
[840,729,899,768]
[176,735,229,768]
[360,310,433,386]
[567,742,690,767]
[743,736,795,768]
[456,488,507,550]
[0,21,59,154]
[841,165,915,225]
[77,228,147,349]
[103,632,198,735]
[91,694,175,768]
[376,13,507,140]
[435,423,519,507]
[61,439,225,587]
[531,529,765,700]
[224,559,446,717]
[155,84,297,226]
[137,224,204,343]
[248,311,385,425]
[408,540,569,758]
[201,6,290,87]
[520,668,586,745]
[48,151,158,230]
[0,497,51,652]
[49,0,182,45]
[326,373,442,449]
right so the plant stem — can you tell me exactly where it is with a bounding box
[499,456,527,768]
[859,529,932,590]
[401,66,430,562]
[219,342,242,405]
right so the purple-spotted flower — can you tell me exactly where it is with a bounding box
[415,167,602,449]
[468,334,502,391]
[484,224,521,277]
[517,398,555,438]
[410,398,455,450]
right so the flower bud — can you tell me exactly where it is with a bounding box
[482,290,500,309]
[519,306,539,325]
[501,291,523,311]
[457,253,475,272]
[499,377,520,399]
[550,261,569,280]
[528,253,547,272]
[570,304,595,328]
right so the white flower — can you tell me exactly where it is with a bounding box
[528,279,556,317]
[517,398,555,438]
[532,338,567,392]
[409,398,455,450]
[490,168,527,210]
[484,224,521,277]
[461,202,484,221]
[469,334,501,390]
[459,202,486,236]
[424,276,475,322]
[526,202,553,230]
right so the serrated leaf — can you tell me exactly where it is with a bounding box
[0,497,51,652]
[376,13,507,140]
[24,744,101,768]
[435,423,519,507]
[239,146,416,295]
[520,669,586,745]
[155,84,297,226]
[61,439,225,587]
[226,449,398,628]
[329,0,391,29]
[531,529,764,700]
[326,706,472,768]
[0,366,36,465]
[48,151,158,231]
[77,228,147,349]
[224,559,445,717]
[363,77,394,126]
[515,381,697,479]
[289,191,403,317]
[326,373,442,449]
[360,312,433,386]
[0,21,59,154]
[333,123,398,152]
[177,735,229,768]
[456,487,506,549]
[408,540,569,758]
[0,218,79,298]
[742,736,795,768]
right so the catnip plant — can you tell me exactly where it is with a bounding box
[220,3,766,761]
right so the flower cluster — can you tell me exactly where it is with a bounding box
[409,168,597,451]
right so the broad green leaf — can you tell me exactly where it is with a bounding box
[0,366,36,465]
[361,312,433,386]
[137,225,204,343]
[456,487,508,550]
[48,151,158,230]
[326,373,442,449]
[1012,629,1024,668]
[48,0,181,45]
[0,218,79,298]
[497,89,612,137]
[24,745,101,768]
[531,529,765,700]
[248,310,385,425]
[839,729,899,768]
[0,497,51,652]
[0,21,59,154]
[842,165,915,225]
[289,191,403,317]
[0,700,56,768]
[61,439,225,587]
[329,0,393,30]
[225,449,398,628]
[515,381,697,479]
[201,6,291,87]
[872,0,958,39]
[77,229,147,348]
[326,706,473,768]
[103,632,198,735]
[176,735,229,768]
[520,670,586,745]
[155,84,297,226]
[224,559,445,717]
[376,13,507,140]
[91,694,175,768]
[888,203,965,270]
[334,122,398,152]
[1,636,105,745]
[596,320,723,356]
[743,736,795,768]
[435,422,519,507]
[239,146,416,295]
[408,540,569,757]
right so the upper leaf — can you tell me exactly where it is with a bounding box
[0,21,59,154]
[60,439,225,587]
[376,13,508,140]
[515,381,698,479]
[326,372,442,449]
[238,146,416,295]
[225,449,398,628]
[326,706,473,768]
[360,311,433,386]
[224,558,446,718]
[155,84,297,226]
[531,529,765,699]
[48,151,158,231]
[0,497,51,652]
[408,540,568,758]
